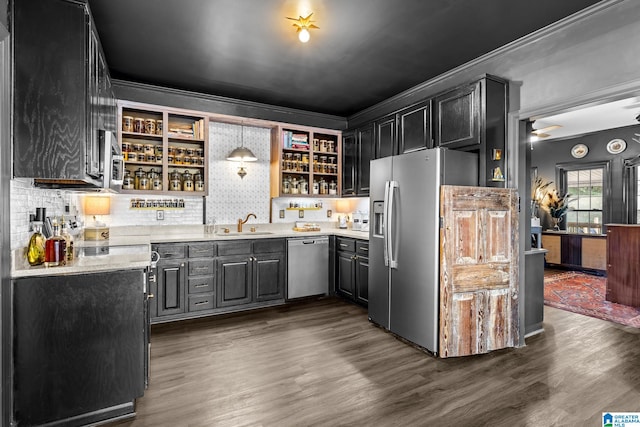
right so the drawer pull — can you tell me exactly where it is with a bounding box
[340,243,349,247]
[193,267,209,272]
[195,283,208,288]
[194,300,209,306]
[359,247,368,252]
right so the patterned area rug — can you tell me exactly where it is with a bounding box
[544,271,640,328]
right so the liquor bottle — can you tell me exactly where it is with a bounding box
[45,219,66,267]
[60,217,74,262]
[27,222,46,266]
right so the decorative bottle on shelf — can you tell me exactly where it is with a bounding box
[45,219,66,267]
[27,222,46,266]
[60,218,74,262]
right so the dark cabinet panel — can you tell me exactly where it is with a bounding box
[341,131,357,196]
[13,270,145,426]
[606,226,640,306]
[216,256,252,307]
[561,235,582,266]
[356,256,369,305]
[13,0,114,185]
[337,252,355,297]
[376,115,397,159]
[434,82,480,149]
[398,100,432,153]
[157,260,186,316]
[358,124,374,195]
[255,254,286,302]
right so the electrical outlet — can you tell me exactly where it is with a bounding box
[156,210,164,220]
[327,209,332,218]
[279,209,285,218]
[299,210,304,218]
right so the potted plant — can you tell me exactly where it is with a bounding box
[544,189,572,230]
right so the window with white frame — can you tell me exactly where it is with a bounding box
[563,167,604,234]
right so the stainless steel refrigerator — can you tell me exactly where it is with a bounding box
[368,147,478,353]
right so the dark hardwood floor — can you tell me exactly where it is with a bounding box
[113,297,640,426]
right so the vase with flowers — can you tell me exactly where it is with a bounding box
[545,189,572,230]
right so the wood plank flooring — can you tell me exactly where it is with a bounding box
[112,297,640,427]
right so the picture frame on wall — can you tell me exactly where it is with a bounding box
[492,149,502,160]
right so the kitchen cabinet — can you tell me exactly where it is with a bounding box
[541,232,606,273]
[375,115,397,158]
[342,124,374,197]
[217,239,286,308]
[606,225,640,306]
[335,237,368,306]
[397,100,432,154]
[433,76,508,187]
[13,270,146,426]
[270,125,342,197]
[118,101,209,195]
[155,244,187,317]
[187,243,216,313]
[13,0,115,187]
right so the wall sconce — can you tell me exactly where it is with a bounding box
[226,126,257,178]
[286,13,319,43]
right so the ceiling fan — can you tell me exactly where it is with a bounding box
[531,124,562,138]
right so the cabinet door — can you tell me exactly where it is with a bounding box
[341,131,357,196]
[337,251,355,298]
[398,100,431,153]
[434,81,480,149]
[156,260,186,316]
[254,253,285,302]
[376,115,397,159]
[216,256,252,307]
[13,0,88,179]
[358,124,374,195]
[355,255,369,305]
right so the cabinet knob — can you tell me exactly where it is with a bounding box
[148,294,155,299]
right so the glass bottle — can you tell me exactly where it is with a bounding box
[27,222,46,266]
[60,218,74,262]
[45,219,66,267]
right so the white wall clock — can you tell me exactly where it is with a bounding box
[606,138,626,154]
[571,143,588,158]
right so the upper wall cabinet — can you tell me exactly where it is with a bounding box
[13,0,115,187]
[434,76,508,187]
[341,124,373,197]
[375,115,397,159]
[397,99,432,154]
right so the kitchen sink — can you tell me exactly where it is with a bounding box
[215,231,274,236]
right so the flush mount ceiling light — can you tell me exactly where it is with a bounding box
[226,126,257,179]
[286,13,319,43]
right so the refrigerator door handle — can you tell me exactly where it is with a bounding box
[383,181,391,267]
[387,180,399,269]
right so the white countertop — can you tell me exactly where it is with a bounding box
[12,222,369,278]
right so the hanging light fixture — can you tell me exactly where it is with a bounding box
[226,125,257,178]
[286,13,319,43]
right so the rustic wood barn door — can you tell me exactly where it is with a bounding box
[439,185,519,358]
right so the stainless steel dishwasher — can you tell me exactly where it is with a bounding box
[287,236,329,299]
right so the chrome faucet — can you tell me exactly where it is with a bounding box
[237,213,257,232]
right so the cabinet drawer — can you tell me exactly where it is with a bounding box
[188,276,214,294]
[337,238,355,252]
[253,238,286,254]
[356,241,369,256]
[154,244,186,260]
[189,243,216,258]
[188,294,215,312]
[217,241,252,256]
[188,259,214,276]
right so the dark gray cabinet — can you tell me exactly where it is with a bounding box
[433,76,508,187]
[342,124,374,197]
[376,115,397,158]
[156,258,187,317]
[217,238,286,308]
[13,270,145,426]
[12,0,115,186]
[398,100,432,154]
[335,237,369,306]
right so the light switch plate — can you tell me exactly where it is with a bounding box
[327,209,332,217]
[279,209,285,218]
[156,210,164,220]
[299,210,304,218]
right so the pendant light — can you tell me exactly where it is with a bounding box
[226,125,257,178]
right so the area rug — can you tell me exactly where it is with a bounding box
[544,271,640,328]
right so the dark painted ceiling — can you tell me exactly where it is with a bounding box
[88,0,601,117]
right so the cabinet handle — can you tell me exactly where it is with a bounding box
[359,247,368,252]
[181,263,185,267]
[148,294,155,299]
[195,283,208,288]
[193,267,209,272]
[194,300,209,306]
[340,243,349,248]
